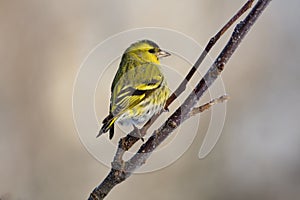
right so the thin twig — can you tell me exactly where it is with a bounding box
[88,0,272,199]
[165,0,254,108]
[189,95,229,117]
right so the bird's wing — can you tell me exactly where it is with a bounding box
[111,63,163,117]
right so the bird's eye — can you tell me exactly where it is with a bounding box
[148,48,155,54]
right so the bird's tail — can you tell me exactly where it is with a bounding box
[97,114,117,139]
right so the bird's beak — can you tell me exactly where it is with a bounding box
[157,50,171,58]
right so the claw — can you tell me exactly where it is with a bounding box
[132,125,144,142]
[163,107,169,112]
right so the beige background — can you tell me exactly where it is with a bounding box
[1,0,300,199]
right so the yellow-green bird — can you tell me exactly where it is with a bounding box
[97,40,171,139]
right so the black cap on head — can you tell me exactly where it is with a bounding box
[138,39,159,48]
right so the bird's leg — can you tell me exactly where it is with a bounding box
[132,125,144,142]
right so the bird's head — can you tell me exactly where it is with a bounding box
[125,40,171,64]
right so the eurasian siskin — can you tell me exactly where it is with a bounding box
[97,40,170,139]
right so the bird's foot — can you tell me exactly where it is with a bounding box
[132,125,144,142]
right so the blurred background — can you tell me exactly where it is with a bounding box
[1,0,300,199]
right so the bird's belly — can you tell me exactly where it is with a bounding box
[117,101,163,127]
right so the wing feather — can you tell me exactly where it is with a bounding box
[111,63,163,117]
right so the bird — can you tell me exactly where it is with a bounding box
[97,39,171,139]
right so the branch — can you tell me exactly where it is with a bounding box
[88,0,272,199]
[189,95,229,117]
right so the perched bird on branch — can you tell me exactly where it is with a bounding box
[97,40,171,139]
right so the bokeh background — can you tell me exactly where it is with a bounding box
[1,0,300,199]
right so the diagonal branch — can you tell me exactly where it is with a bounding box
[88,0,272,199]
